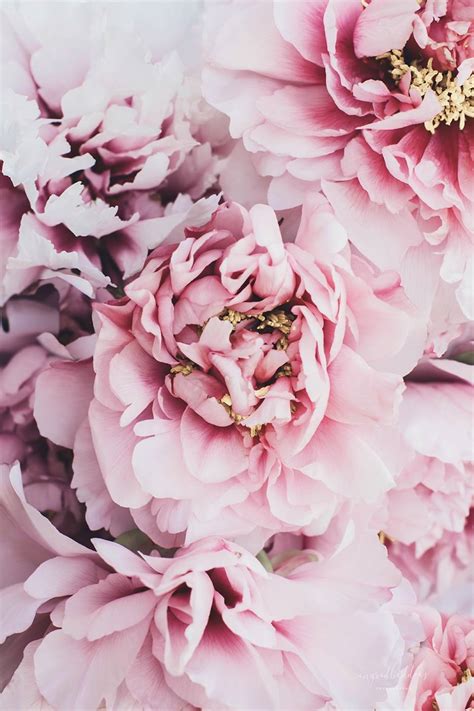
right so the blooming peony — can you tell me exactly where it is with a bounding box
[0,461,182,708]
[374,355,474,611]
[0,462,101,689]
[0,298,87,536]
[0,1,225,303]
[381,608,474,711]
[35,197,424,548]
[204,0,474,321]
[0,465,423,709]
[0,2,472,705]
[382,358,473,555]
[388,509,474,619]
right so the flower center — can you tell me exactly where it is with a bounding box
[170,305,297,438]
[170,361,195,376]
[431,666,473,710]
[377,49,474,132]
[219,306,296,436]
[220,307,294,350]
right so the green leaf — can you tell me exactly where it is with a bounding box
[114,529,155,554]
[256,550,273,572]
[453,351,474,366]
[114,530,179,557]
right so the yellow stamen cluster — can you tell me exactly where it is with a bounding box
[219,393,246,424]
[170,361,195,376]
[255,309,294,335]
[220,306,295,354]
[377,49,474,132]
[218,393,263,438]
[220,306,295,343]
[275,363,293,379]
[220,309,248,328]
[377,531,394,545]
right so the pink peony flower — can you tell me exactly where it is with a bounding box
[0,468,423,710]
[0,461,185,709]
[35,197,424,548]
[374,355,474,610]
[0,1,225,303]
[382,357,473,557]
[204,0,474,321]
[0,297,93,537]
[381,608,474,711]
[388,508,474,615]
[0,462,101,688]
[145,532,421,710]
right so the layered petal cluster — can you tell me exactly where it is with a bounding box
[0,2,472,707]
[0,463,100,690]
[35,198,424,548]
[382,360,474,596]
[0,463,423,710]
[0,1,225,303]
[0,298,86,536]
[381,608,474,711]
[0,461,179,709]
[388,509,474,619]
[204,0,474,322]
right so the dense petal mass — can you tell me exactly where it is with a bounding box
[0,1,227,302]
[0,478,424,711]
[35,198,424,548]
[0,2,472,708]
[204,0,474,327]
[381,608,474,711]
[380,356,474,607]
[0,298,86,537]
[0,461,101,687]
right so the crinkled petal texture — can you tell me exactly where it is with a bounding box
[381,608,474,711]
[381,360,474,603]
[0,1,225,302]
[0,475,424,711]
[0,302,90,539]
[0,462,103,688]
[35,198,424,549]
[0,462,181,709]
[203,0,474,325]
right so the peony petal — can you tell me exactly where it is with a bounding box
[34,621,150,711]
[353,0,419,58]
[180,408,248,484]
[34,360,94,449]
[89,399,151,509]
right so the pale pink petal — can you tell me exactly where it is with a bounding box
[34,360,94,449]
[34,622,150,711]
[353,0,419,58]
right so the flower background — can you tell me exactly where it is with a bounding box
[0,1,473,709]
